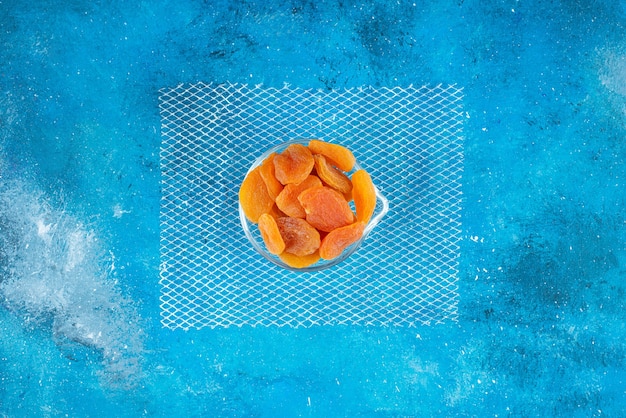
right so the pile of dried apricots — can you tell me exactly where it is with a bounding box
[239,139,377,269]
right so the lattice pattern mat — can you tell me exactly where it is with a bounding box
[158,83,464,329]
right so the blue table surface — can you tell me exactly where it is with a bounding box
[1,1,625,416]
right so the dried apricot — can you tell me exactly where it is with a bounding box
[244,140,383,268]
[239,166,274,223]
[276,217,321,256]
[298,186,354,232]
[319,222,366,260]
[313,154,352,195]
[343,188,353,203]
[275,175,322,218]
[279,250,321,269]
[273,143,314,185]
[266,204,287,220]
[258,213,286,255]
[308,139,355,172]
[352,169,377,223]
[259,152,283,200]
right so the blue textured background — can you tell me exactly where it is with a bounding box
[1,0,626,416]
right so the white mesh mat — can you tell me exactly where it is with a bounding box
[158,83,464,330]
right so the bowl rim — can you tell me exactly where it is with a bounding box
[239,138,389,272]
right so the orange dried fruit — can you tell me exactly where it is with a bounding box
[298,186,354,232]
[308,139,355,172]
[352,169,377,223]
[239,166,274,223]
[266,204,287,220]
[259,152,283,200]
[275,175,322,218]
[276,217,321,257]
[258,213,286,255]
[313,154,352,195]
[243,140,384,268]
[319,221,366,260]
[273,143,314,185]
[343,188,353,203]
[278,250,321,269]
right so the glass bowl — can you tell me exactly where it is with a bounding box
[239,139,389,272]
